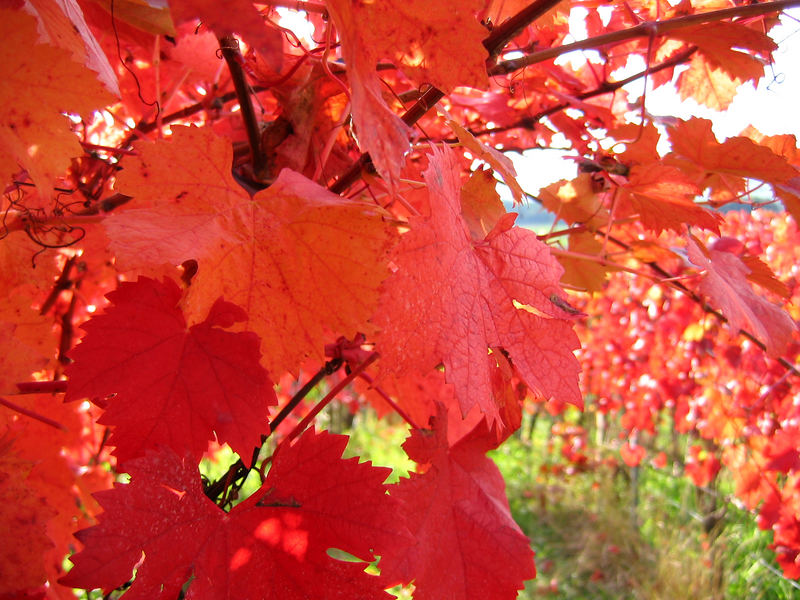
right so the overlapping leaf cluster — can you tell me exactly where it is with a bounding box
[0,0,798,598]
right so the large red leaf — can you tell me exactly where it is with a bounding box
[687,237,797,357]
[380,408,536,599]
[60,430,402,599]
[65,276,275,464]
[375,145,581,424]
[106,126,396,376]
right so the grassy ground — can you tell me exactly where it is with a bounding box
[491,411,800,599]
[330,405,800,599]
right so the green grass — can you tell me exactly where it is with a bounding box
[488,410,800,599]
[334,405,800,598]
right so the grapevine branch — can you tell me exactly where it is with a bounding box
[284,352,379,443]
[491,0,800,75]
[203,357,343,503]
[217,35,268,181]
[482,0,567,61]
[439,45,697,143]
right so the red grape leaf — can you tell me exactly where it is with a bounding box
[376,145,581,425]
[65,276,275,464]
[169,0,283,71]
[328,0,486,93]
[687,237,797,357]
[620,443,645,467]
[380,407,536,599]
[60,430,400,599]
[0,9,114,199]
[684,445,721,487]
[446,118,525,203]
[106,126,396,376]
[325,0,410,186]
[763,428,800,473]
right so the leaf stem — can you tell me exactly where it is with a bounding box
[203,358,343,503]
[15,380,69,394]
[0,396,68,431]
[356,371,420,430]
[267,358,343,435]
[284,352,379,443]
[549,247,657,280]
[262,0,327,13]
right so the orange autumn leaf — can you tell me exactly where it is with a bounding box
[447,118,525,203]
[558,231,616,293]
[0,443,55,594]
[618,164,721,234]
[609,122,661,167]
[460,167,508,240]
[26,0,120,95]
[107,126,396,376]
[676,54,741,111]
[669,21,775,110]
[0,290,56,395]
[0,237,60,394]
[0,9,114,199]
[666,118,798,202]
[669,22,775,84]
[668,118,798,184]
[331,0,487,94]
[539,174,609,230]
